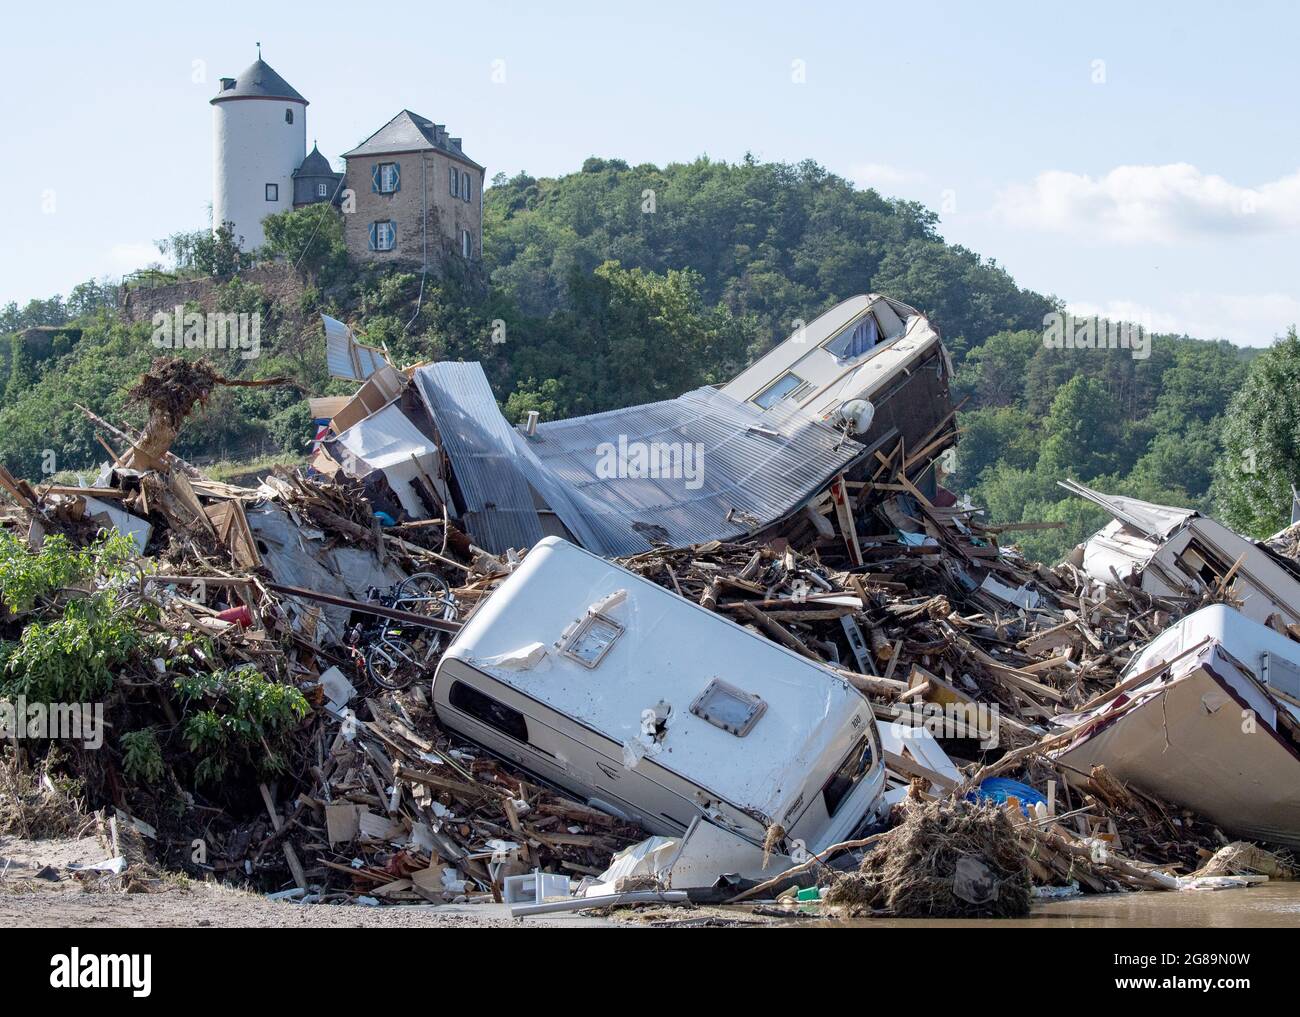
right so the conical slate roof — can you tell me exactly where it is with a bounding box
[212,59,308,105]
[294,144,334,177]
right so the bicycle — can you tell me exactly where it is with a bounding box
[346,572,457,691]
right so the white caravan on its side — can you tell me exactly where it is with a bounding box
[433,537,886,855]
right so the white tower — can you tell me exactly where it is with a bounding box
[211,55,308,250]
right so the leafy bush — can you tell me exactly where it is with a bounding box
[156,221,249,277]
[0,530,136,615]
[2,590,145,703]
[175,666,309,784]
[121,729,165,784]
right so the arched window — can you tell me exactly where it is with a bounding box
[285,108,294,124]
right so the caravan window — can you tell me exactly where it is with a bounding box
[448,681,528,742]
[824,313,879,361]
[1261,652,1300,700]
[753,372,807,409]
[1176,540,1232,588]
[822,732,875,817]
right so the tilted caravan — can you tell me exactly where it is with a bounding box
[719,293,952,453]
[433,537,886,854]
[1053,605,1300,847]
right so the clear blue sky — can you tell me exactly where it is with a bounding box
[3,0,1298,344]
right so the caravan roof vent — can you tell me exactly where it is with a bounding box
[557,612,623,669]
[690,679,766,737]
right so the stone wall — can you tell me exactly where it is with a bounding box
[120,262,307,324]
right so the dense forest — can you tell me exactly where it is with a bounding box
[0,155,1294,561]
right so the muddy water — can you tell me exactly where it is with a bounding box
[824,883,1300,927]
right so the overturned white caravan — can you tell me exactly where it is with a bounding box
[1053,604,1300,848]
[433,537,887,856]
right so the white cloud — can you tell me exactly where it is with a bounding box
[850,162,918,191]
[1066,292,1300,346]
[106,242,160,275]
[993,164,1300,243]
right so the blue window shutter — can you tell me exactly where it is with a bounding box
[392,163,400,192]
[368,223,377,250]
[371,165,380,193]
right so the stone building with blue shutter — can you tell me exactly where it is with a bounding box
[341,110,484,269]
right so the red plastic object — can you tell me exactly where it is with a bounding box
[216,605,253,628]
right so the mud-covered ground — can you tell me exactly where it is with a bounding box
[6,833,1296,928]
[0,834,615,928]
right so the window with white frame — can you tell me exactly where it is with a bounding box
[461,229,472,259]
[317,182,329,198]
[265,183,278,202]
[462,172,472,202]
[449,166,460,198]
[371,221,396,252]
[378,162,400,193]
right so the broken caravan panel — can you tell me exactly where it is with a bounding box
[432,536,887,854]
[331,402,448,521]
[719,294,953,470]
[1052,604,1300,848]
[1062,479,1300,629]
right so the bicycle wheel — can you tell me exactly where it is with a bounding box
[365,634,432,690]
[395,572,456,620]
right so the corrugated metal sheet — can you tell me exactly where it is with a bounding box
[413,364,868,558]
[518,386,866,556]
[412,363,546,555]
[323,314,390,382]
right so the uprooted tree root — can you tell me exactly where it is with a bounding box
[825,798,1033,918]
[122,356,297,469]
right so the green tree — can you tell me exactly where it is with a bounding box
[156,221,246,277]
[1213,327,1300,536]
[1037,376,1123,482]
[261,205,348,283]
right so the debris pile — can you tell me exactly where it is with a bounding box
[826,797,1033,918]
[2,294,1298,921]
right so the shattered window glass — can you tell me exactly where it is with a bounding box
[690,679,766,736]
[825,313,879,361]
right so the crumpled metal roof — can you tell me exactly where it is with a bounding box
[517,386,867,556]
[413,362,867,557]
[412,363,547,555]
[1060,479,1198,540]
